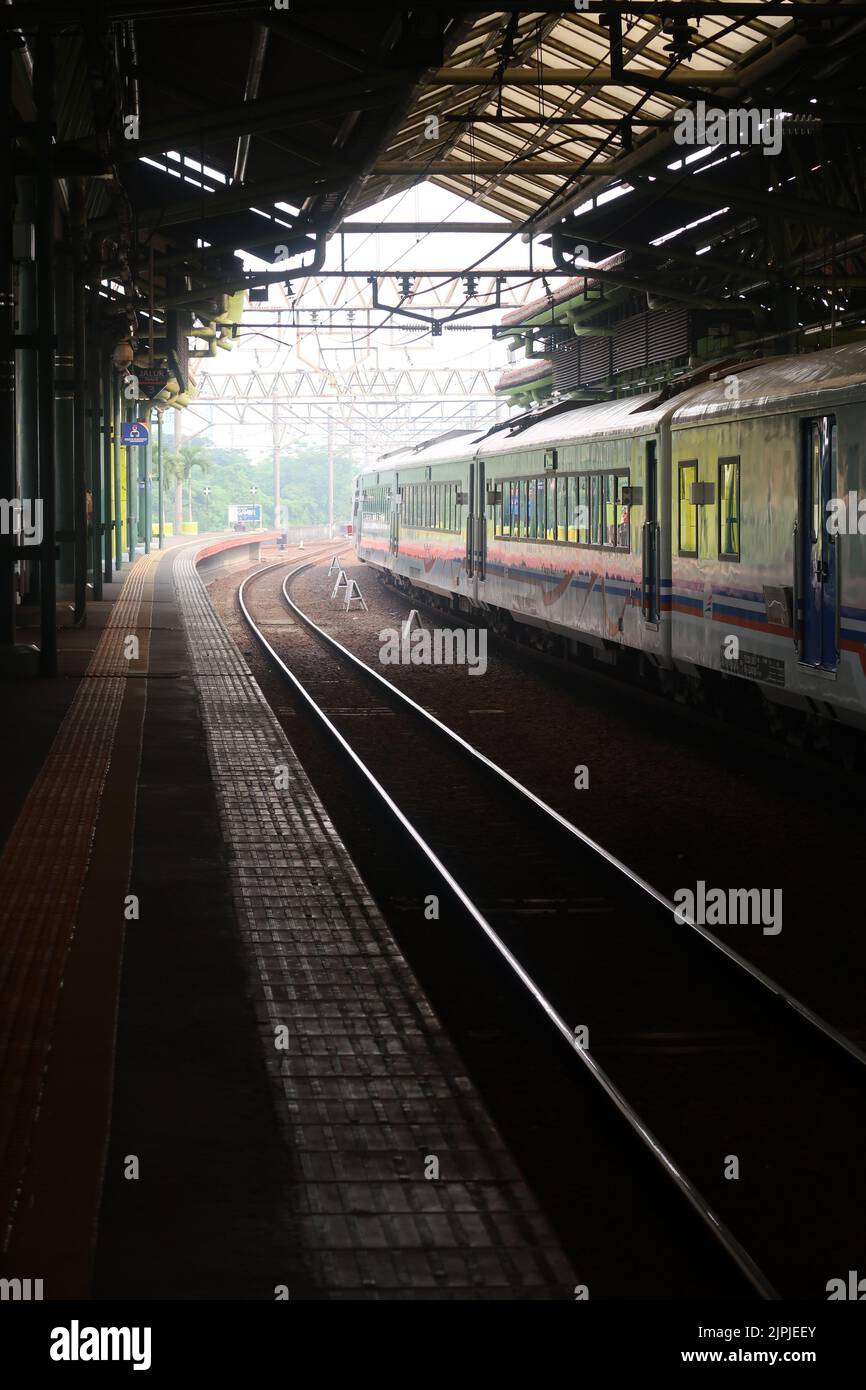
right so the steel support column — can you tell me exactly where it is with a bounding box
[0,39,15,647]
[101,354,113,582]
[157,409,164,549]
[143,409,151,554]
[14,174,38,613]
[34,32,56,675]
[88,261,103,599]
[125,399,134,562]
[113,371,122,570]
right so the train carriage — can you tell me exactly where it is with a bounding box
[669,345,866,727]
[476,395,673,666]
[354,341,866,733]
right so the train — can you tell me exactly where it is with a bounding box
[352,341,866,737]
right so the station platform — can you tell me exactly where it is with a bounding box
[0,535,573,1300]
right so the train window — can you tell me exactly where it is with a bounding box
[679,461,698,556]
[557,476,568,541]
[577,476,589,544]
[500,481,512,537]
[536,477,547,539]
[526,478,536,537]
[810,428,821,543]
[590,475,603,546]
[604,474,617,546]
[566,476,579,541]
[490,470,629,548]
[399,480,461,533]
[615,472,630,550]
[718,457,740,560]
[509,482,519,537]
[547,477,557,540]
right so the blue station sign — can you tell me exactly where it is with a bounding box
[121,420,149,446]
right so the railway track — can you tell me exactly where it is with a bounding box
[237,552,866,1300]
[377,568,866,786]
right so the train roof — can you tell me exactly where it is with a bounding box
[357,395,669,479]
[671,341,866,422]
[477,392,670,456]
[357,342,866,480]
[357,427,487,476]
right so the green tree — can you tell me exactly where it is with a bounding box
[163,443,211,530]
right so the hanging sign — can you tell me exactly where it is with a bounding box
[134,367,170,400]
[121,420,149,446]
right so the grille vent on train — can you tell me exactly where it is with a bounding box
[552,307,692,395]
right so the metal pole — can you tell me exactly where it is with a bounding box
[35,32,56,675]
[126,399,134,562]
[113,370,122,570]
[272,397,281,532]
[15,175,39,613]
[71,181,88,624]
[157,409,164,548]
[102,354,112,582]
[143,408,151,553]
[327,409,334,539]
[0,40,16,647]
[88,263,103,599]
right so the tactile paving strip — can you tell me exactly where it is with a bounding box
[0,552,158,1253]
[175,550,575,1298]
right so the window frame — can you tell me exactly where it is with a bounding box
[678,459,699,558]
[492,468,631,552]
[399,478,463,534]
[717,455,741,562]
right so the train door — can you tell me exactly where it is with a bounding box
[464,461,486,598]
[465,462,475,580]
[642,439,660,624]
[476,458,486,582]
[800,416,838,671]
[388,474,399,563]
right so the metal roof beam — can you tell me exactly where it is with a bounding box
[89,170,353,233]
[428,66,737,88]
[337,220,518,232]
[55,76,404,167]
[550,232,757,312]
[560,230,785,285]
[261,16,383,74]
[630,168,866,236]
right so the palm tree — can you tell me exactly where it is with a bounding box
[163,443,211,530]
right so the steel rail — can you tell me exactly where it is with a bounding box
[278,559,866,1075]
[239,556,780,1301]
